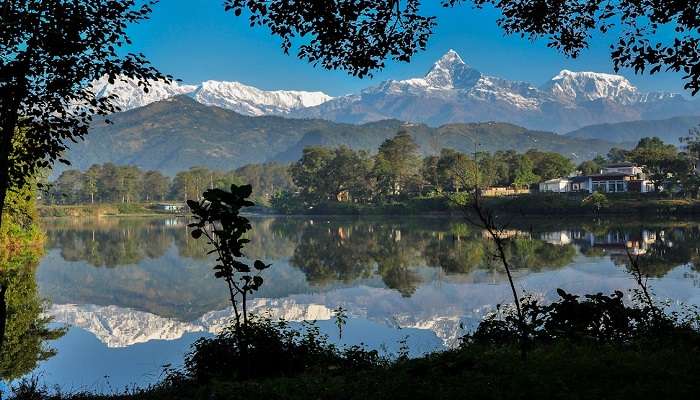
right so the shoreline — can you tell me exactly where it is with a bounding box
[37,194,700,219]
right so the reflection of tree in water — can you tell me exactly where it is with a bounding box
[424,236,486,275]
[46,219,172,267]
[291,222,376,285]
[290,219,577,297]
[373,227,424,297]
[503,239,577,271]
[607,226,700,278]
[1,249,65,381]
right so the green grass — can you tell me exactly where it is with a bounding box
[14,343,697,400]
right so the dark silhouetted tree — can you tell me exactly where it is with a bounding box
[226,1,700,93]
[0,0,169,226]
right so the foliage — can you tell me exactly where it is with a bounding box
[187,184,272,377]
[582,191,609,213]
[466,289,700,347]
[0,0,168,226]
[512,157,539,188]
[1,187,63,382]
[373,131,422,199]
[223,0,434,78]
[183,316,381,383]
[225,1,700,95]
[46,163,294,206]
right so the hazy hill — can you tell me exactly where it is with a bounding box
[59,96,621,176]
[566,116,700,144]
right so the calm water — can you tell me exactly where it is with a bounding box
[5,215,700,392]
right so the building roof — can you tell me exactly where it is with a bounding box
[569,176,589,183]
[605,162,636,168]
[541,178,569,184]
[588,172,632,180]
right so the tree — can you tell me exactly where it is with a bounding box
[629,137,679,191]
[578,160,602,176]
[607,148,630,163]
[525,150,575,181]
[583,192,609,216]
[513,157,539,188]
[421,155,441,193]
[226,1,700,93]
[142,170,170,202]
[0,0,168,227]
[436,149,478,192]
[373,131,422,198]
[326,147,373,202]
[81,165,102,204]
[290,147,334,204]
[51,169,83,204]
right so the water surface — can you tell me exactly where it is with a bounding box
[7,215,700,392]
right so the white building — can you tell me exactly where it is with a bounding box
[539,178,570,193]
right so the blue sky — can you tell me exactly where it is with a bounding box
[126,0,689,97]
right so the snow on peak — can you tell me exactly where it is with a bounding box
[543,69,639,104]
[89,76,197,112]
[91,77,333,116]
[192,80,333,116]
[424,50,481,89]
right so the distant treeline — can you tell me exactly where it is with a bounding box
[45,163,293,205]
[278,131,576,209]
[47,129,700,208]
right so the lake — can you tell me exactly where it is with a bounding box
[5,215,700,392]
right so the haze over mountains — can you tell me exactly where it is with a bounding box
[62,96,617,176]
[94,50,699,133]
[566,116,700,145]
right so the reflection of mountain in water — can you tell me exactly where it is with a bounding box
[39,217,700,349]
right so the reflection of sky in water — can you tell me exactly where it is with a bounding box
[14,217,700,392]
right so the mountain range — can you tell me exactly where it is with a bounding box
[566,116,700,144]
[61,96,618,176]
[93,50,698,133]
[90,75,331,116]
[294,51,698,132]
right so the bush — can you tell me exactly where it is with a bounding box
[464,289,700,348]
[183,316,382,383]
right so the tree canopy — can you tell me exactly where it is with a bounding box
[226,1,700,93]
[0,0,168,226]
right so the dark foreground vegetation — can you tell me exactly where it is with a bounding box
[8,290,700,400]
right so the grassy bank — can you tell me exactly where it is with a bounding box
[272,193,700,217]
[38,203,176,218]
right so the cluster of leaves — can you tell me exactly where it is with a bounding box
[187,185,271,322]
[224,0,435,78]
[0,1,168,195]
[465,289,700,347]
[181,316,382,383]
[448,1,700,94]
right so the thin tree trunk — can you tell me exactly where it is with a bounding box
[0,284,6,354]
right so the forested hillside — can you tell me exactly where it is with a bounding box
[58,96,620,177]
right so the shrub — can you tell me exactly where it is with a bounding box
[183,316,381,383]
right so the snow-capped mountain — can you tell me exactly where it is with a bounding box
[191,80,332,116]
[292,49,699,132]
[92,76,333,116]
[92,50,697,132]
[90,76,198,112]
[542,69,640,105]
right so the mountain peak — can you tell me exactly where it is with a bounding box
[424,50,481,89]
[544,69,638,104]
